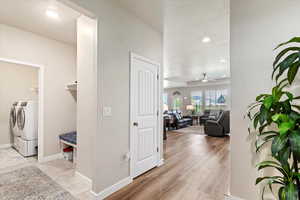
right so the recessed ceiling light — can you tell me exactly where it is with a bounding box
[46,9,59,19]
[220,59,226,63]
[202,37,211,43]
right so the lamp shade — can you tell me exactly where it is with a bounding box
[163,104,169,111]
[186,105,194,111]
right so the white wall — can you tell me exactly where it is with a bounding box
[164,83,231,115]
[0,61,38,145]
[66,0,163,194]
[230,1,300,199]
[0,24,77,157]
[76,15,97,179]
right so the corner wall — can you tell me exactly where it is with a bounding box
[76,15,98,179]
[67,0,163,194]
[0,24,77,157]
[230,0,300,199]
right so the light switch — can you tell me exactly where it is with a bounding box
[103,106,112,117]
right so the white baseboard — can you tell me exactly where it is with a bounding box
[0,143,12,149]
[157,159,164,167]
[91,177,133,200]
[39,153,64,163]
[75,171,92,183]
[225,194,244,200]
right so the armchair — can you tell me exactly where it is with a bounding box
[204,111,230,137]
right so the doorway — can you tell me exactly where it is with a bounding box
[0,58,44,161]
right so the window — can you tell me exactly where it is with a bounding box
[163,93,168,105]
[163,93,168,111]
[191,91,203,114]
[173,97,182,111]
[205,89,227,109]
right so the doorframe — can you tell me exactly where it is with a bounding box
[0,57,45,162]
[129,52,163,178]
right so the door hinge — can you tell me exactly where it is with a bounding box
[157,147,159,152]
[157,110,159,116]
[157,74,159,80]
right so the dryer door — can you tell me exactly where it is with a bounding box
[17,107,25,131]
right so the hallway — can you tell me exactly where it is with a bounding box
[107,129,230,200]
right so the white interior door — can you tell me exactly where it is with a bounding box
[131,53,159,178]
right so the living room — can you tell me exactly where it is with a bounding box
[163,80,230,137]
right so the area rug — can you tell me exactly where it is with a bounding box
[172,125,205,135]
[0,166,76,200]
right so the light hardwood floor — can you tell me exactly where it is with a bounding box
[106,128,230,200]
[0,127,229,200]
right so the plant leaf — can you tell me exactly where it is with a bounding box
[278,122,294,135]
[256,94,269,101]
[256,176,283,185]
[257,161,287,178]
[263,96,273,109]
[271,135,288,157]
[288,60,300,84]
[254,114,260,129]
[273,47,300,67]
[275,37,300,50]
[292,105,300,111]
[258,131,279,136]
[259,107,268,125]
[273,54,299,81]
[276,147,291,171]
[293,96,300,100]
[290,131,300,159]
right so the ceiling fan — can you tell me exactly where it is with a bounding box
[188,73,229,85]
[201,73,209,83]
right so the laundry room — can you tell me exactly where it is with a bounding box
[0,0,97,181]
[0,61,39,158]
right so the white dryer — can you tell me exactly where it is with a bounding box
[14,101,38,157]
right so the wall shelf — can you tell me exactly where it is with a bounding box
[65,81,77,91]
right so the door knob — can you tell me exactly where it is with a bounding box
[133,122,139,126]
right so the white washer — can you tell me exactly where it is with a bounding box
[9,102,19,136]
[15,101,38,157]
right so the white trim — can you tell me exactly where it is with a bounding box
[0,58,45,162]
[39,153,63,163]
[75,171,92,183]
[0,144,12,149]
[157,159,164,167]
[224,195,245,200]
[129,52,162,178]
[91,177,133,200]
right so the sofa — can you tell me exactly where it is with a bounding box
[167,111,193,129]
[200,109,222,125]
[204,110,230,137]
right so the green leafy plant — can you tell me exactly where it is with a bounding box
[247,37,300,200]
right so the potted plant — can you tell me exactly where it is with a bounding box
[247,37,300,200]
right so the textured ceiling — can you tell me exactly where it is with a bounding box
[164,0,230,88]
[0,0,230,89]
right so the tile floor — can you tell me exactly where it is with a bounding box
[0,147,93,200]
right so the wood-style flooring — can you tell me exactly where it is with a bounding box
[106,127,230,200]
